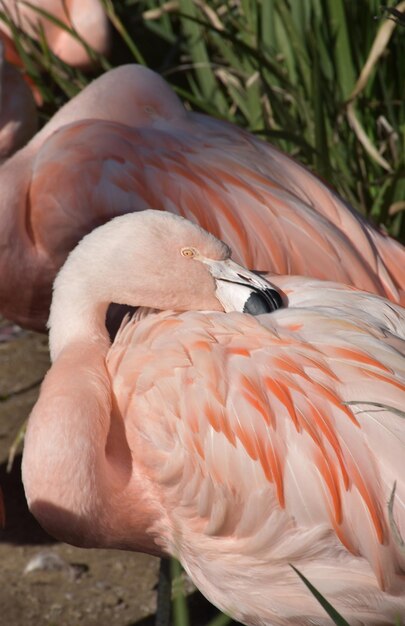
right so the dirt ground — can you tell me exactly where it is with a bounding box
[0,319,224,626]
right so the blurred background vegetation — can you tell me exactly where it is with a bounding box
[2,0,405,242]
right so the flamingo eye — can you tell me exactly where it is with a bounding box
[181,247,197,258]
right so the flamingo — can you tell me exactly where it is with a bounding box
[1,64,405,331]
[22,211,405,625]
[0,0,110,69]
[0,38,37,159]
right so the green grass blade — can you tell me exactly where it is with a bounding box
[326,0,356,100]
[178,0,228,113]
[275,0,311,97]
[290,565,351,625]
[260,0,276,51]
[309,14,330,177]
[171,558,190,626]
[100,0,146,64]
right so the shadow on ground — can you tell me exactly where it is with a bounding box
[132,589,240,626]
[0,455,53,545]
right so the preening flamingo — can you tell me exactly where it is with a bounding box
[0,0,110,68]
[22,211,405,625]
[1,64,405,330]
[0,39,37,159]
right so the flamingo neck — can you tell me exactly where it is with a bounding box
[48,250,110,361]
[49,290,110,362]
[24,295,165,554]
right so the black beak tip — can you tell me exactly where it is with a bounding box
[243,288,284,316]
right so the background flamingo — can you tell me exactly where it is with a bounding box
[0,30,43,104]
[22,211,405,625]
[1,64,404,332]
[0,39,37,159]
[0,0,110,69]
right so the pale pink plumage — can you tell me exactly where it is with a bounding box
[0,0,110,68]
[22,212,405,626]
[1,64,405,329]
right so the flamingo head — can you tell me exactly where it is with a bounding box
[48,210,283,360]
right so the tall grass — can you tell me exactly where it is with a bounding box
[135,0,405,240]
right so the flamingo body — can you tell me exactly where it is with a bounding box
[111,290,405,625]
[22,212,405,626]
[1,64,405,329]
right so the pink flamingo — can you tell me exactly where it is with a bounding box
[22,211,405,625]
[0,39,37,159]
[0,0,110,68]
[1,64,404,330]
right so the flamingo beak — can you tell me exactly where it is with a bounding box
[201,258,284,315]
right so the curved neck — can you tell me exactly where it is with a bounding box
[48,253,112,361]
[31,242,165,550]
[49,289,110,362]
[23,325,164,554]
